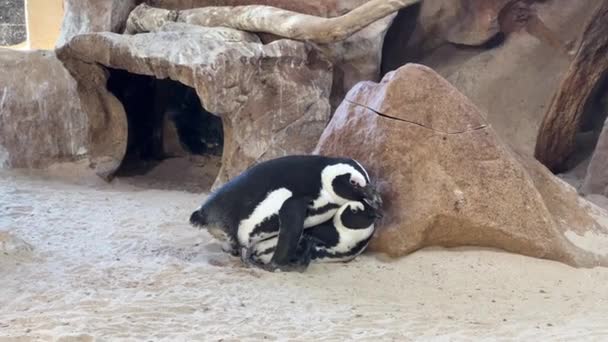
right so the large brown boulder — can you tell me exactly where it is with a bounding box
[0,49,89,169]
[57,26,332,188]
[314,63,608,268]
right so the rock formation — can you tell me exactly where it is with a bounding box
[125,0,418,43]
[56,0,143,48]
[314,63,608,268]
[582,118,608,197]
[382,0,593,156]
[57,26,332,187]
[0,49,88,169]
[420,0,512,47]
[125,0,406,110]
[383,0,519,66]
[535,0,608,172]
[146,0,349,15]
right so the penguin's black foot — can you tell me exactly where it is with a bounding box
[259,261,309,273]
[241,250,310,273]
[239,236,319,272]
[259,237,318,273]
[239,252,307,272]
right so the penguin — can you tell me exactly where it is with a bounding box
[189,155,382,272]
[244,200,382,267]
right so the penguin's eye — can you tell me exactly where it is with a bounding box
[350,179,359,187]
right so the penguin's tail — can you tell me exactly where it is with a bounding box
[189,208,207,228]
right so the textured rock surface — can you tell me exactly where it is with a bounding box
[583,118,608,196]
[406,0,592,156]
[0,49,88,169]
[57,26,332,187]
[420,0,510,47]
[144,0,393,110]
[0,0,26,45]
[382,0,515,65]
[57,0,143,48]
[325,13,395,110]
[534,0,608,172]
[147,0,366,19]
[314,63,608,268]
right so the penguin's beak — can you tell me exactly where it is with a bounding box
[360,184,383,210]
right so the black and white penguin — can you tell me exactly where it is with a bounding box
[245,200,381,267]
[189,155,382,271]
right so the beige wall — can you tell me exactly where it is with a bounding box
[26,0,64,50]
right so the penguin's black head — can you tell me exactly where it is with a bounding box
[323,160,383,210]
[339,201,383,229]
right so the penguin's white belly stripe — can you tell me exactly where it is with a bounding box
[250,231,275,244]
[249,238,276,264]
[324,225,375,255]
[310,189,332,210]
[304,209,338,228]
[305,189,339,228]
[238,188,293,246]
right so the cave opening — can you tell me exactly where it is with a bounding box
[106,68,224,192]
[559,73,608,186]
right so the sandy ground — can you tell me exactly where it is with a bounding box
[1,171,608,341]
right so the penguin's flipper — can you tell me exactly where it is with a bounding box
[266,196,312,271]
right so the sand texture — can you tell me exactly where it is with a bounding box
[1,172,608,341]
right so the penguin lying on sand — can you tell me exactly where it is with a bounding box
[189,155,382,272]
[244,200,382,267]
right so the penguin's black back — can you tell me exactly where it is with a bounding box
[200,155,366,234]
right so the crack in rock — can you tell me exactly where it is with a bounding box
[346,99,487,135]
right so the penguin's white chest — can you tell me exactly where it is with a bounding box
[330,225,375,254]
[304,189,340,228]
[237,188,293,246]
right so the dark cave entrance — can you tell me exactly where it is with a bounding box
[560,74,608,184]
[106,68,224,192]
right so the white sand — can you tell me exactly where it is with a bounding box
[1,171,608,341]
